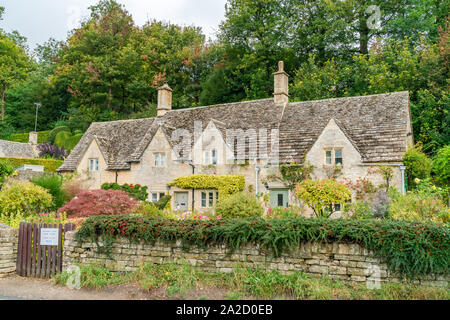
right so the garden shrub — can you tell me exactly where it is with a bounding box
[168,174,245,198]
[344,190,391,220]
[0,181,53,223]
[294,179,351,217]
[389,188,449,223]
[37,142,68,160]
[265,206,303,219]
[101,182,148,201]
[433,145,450,187]
[54,130,83,150]
[58,189,138,218]
[0,157,63,172]
[61,174,87,201]
[155,195,171,210]
[8,130,51,144]
[0,159,16,185]
[77,215,450,278]
[48,126,70,144]
[135,201,164,218]
[32,174,66,210]
[403,147,433,189]
[214,192,263,218]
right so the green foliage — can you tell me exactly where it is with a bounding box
[8,130,51,143]
[433,145,450,187]
[294,179,352,217]
[77,215,450,278]
[54,130,82,151]
[168,174,245,197]
[32,174,66,210]
[278,162,314,190]
[48,126,70,143]
[403,147,433,188]
[101,182,148,201]
[0,157,63,172]
[265,206,303,219]
[155,195,171,210]
[214,192,263,218]
[0,158,16,185]
[0,181,53,224]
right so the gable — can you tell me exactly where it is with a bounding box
[76,139,106,172]
[305,118,361,166]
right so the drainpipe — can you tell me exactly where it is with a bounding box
[254,158,259,196]
[115,170,118,183]
[400,165,406,195]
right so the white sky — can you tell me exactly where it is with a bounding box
[0,0,227,49]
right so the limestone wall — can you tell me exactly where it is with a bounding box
[0,225,18,277]
[63,231,449,288]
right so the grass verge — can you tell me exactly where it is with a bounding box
[54,262,450,300]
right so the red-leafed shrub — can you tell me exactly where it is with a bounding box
[58,189,138,217]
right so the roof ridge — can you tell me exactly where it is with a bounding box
[288,91,409,106]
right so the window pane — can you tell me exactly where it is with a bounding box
[154,153,159,166]
[209,192,213,207]
[159,193,165,199]
[325,151,332,164]
[335,203,341,212]
[160,153,166,166]
[277,194,283,207]
[89,159,93,171]
[95,159,98,171]
[212,150,217,165]
[152,193,158,202]
[335,150,343,165]
[204,151,209,165]
[201,192,207,207]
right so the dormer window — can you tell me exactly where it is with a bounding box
[324,148,343,166]
[204,149,217,165]
[154,153,166,167]
[89,158,99,171]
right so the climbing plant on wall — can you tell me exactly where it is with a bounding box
[168,174,245,197]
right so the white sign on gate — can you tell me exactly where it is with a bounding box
[40,228,59,246]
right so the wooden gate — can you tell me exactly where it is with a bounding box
[16,222,76,278]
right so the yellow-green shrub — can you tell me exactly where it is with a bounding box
[0,157,63,172]
[0,181,53,225]
[215,192,263,218]
[168,174,245,197]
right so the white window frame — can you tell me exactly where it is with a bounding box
[154,152,166,167]
[324,148,343,166]
[203,149,217,165]
[89,158,99,172]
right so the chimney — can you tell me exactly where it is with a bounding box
[273,61,289,105]
[157,82,172,117]
[28,131,38,145]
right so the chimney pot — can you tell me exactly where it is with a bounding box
[273,61,289,105]
[28,131,38,145]
[157,82,172,117]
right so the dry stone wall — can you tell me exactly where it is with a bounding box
[63,231,449,288]
[0,224,18,277]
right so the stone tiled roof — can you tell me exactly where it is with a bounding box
[57,91,411,172]
[0,140,38,159]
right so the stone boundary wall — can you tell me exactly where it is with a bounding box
[0,225,18,277]
[63,231,449,288]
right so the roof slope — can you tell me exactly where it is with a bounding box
[0,140,37,158]
[58,91,410,171]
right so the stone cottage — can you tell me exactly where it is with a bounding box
[57,62,413,213]
[0,132,39,158]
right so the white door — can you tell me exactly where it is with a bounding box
[174,192,189,211]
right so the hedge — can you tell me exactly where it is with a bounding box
[8,131,51,144]
[0,157,63,172]
[77,215,450,278]
[168,174,245,197]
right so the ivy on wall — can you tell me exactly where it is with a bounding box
[168,174,245,197]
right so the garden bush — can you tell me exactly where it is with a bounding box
[389,188,449,224]
[0,181,53,224]
[433,145,450,187]
[77,215,450,278]
[0,159,16,185]
[214,192,263,218]
[57,189,138,218]
[402,147,433,189]
[168,174,245,197]
[37,142,68,160]
[294,179,351,217]
[61,174,87,201]
[48,126,70,144]
[265,206,304,219]
[101,182,148,201]
[32,174,66,210]
[0,157,63,172]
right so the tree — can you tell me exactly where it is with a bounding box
[433,145,450,187]
[0,32,33,121]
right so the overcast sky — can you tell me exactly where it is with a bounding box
[0,0,227,50]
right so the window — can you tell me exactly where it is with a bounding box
[89,158,99,172]
[325,150,332,165]
[201,192,207,207]
[203,150,218,165]
[159,193,165,199]
[209,192,214,207]
[154,153,166,167]
[335,149,343,165]
[324,148,343,166]
[152,193,158,202]
[211,150,217,165]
